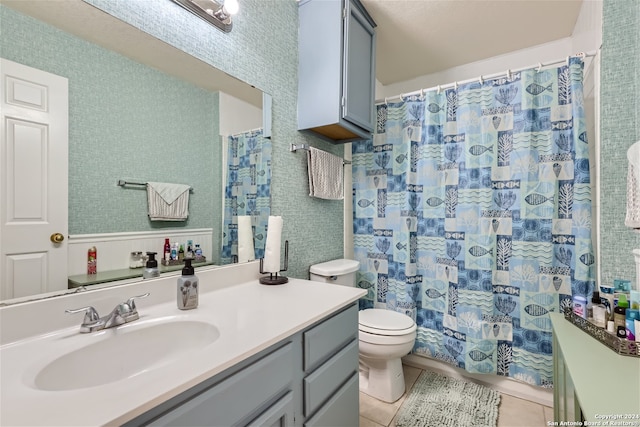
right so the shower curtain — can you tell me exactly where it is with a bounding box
[352,57,594,387]
[221,129,271,264]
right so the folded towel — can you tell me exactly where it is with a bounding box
[307,147,344,200]
[626,141,640,229]
[146,182,191,221]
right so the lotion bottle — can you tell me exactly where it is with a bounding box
[614,294,629,338]
[588,291,607,328]
[143,252,160,279]
[177,258,198,310]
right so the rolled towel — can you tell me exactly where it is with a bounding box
[263,216,283,273]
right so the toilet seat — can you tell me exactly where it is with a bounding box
[358,309,416,336]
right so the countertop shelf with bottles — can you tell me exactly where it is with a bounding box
[564,308,640,356]
[67,261,213,288]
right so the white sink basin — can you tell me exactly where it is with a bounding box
[33,320,220,391]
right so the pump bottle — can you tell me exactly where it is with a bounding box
[143,252,160,279]
[177,258,198,310]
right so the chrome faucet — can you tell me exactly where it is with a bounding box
[66,293,150,333]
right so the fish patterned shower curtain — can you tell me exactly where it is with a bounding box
[221,129,271,264]
[352,57,594,387]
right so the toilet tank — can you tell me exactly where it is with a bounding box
[309,259,360,287]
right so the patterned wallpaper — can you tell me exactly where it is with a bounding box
[0,5,219,240]
[600,0,640,285]
[83,0,345,279]
[4,0,635,282]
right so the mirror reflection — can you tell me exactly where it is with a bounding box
[0,1,271,304]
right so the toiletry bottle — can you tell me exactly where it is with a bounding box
[614,294,629,338]
[589,291,607,328]
[143,252,160,279]
[599,285,615,321]
[626,309,640,341]
[87,246,97,275]
[177,258,198,310]
[573,295,587,318]
[163,238,171,262]
[171,243,178,261]
[178,244,185,262]
[195,244,203,257]
[187,240,194,258]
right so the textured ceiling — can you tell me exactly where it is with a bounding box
[361,0,584,85]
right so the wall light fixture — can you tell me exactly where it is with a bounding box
[171,0,239,33]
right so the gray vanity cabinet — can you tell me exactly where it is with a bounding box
[297,0,376,143]
[302,303,359,426]
[124,303,359,427]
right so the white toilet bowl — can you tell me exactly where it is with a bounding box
[358,309,417,403]
[308,260,418,403]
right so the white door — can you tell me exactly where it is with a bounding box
[0,58,68,300]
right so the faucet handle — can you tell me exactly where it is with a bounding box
[117,293,150,324]
[125,293,150,312]
[65,306,100,324]
[65,306,104,333]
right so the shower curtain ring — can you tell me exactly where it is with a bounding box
[566,56,570,66]
[506,69,511,80]
[384,97,388,105]
[454,81,458,90]
[479,75,484,84]
[437,85,441,94]
[536,62,543,72]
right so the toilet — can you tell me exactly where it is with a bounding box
[309,259,417,403]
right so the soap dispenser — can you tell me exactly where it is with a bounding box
[177,258,198,310]
[143,252,160,279]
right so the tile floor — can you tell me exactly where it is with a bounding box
[359,365,554,427]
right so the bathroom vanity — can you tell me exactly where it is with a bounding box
[125,303,360,426]
[551,313,640,423]
[0,262,366,426]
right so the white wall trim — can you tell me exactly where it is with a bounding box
[69,228,214,243]
[403,354,553,407]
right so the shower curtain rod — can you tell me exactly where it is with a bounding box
[375,49,599,105]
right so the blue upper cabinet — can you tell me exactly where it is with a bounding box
[297,0,376,143]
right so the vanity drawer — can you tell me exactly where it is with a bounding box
[304,338,358,417]
[304,372,359,427]
[247,391,293,427]
[148,342,293,426]
[303,303,357,372]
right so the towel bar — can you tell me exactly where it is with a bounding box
[290,144,351,165]
[117,180,194,192]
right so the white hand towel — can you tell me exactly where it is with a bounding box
[626,141,640,229]
[237,215,255,263]
[263,216,283,273]
[307,147,344,200]
[146,182,191,221]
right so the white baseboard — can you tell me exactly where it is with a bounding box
[402,354,553,407]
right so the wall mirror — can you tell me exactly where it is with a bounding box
[0,0,271,305]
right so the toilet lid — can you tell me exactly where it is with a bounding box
[359,309,416,335]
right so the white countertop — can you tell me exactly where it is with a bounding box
[0,273,365,426]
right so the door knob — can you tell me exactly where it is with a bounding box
[50,233,65,243]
